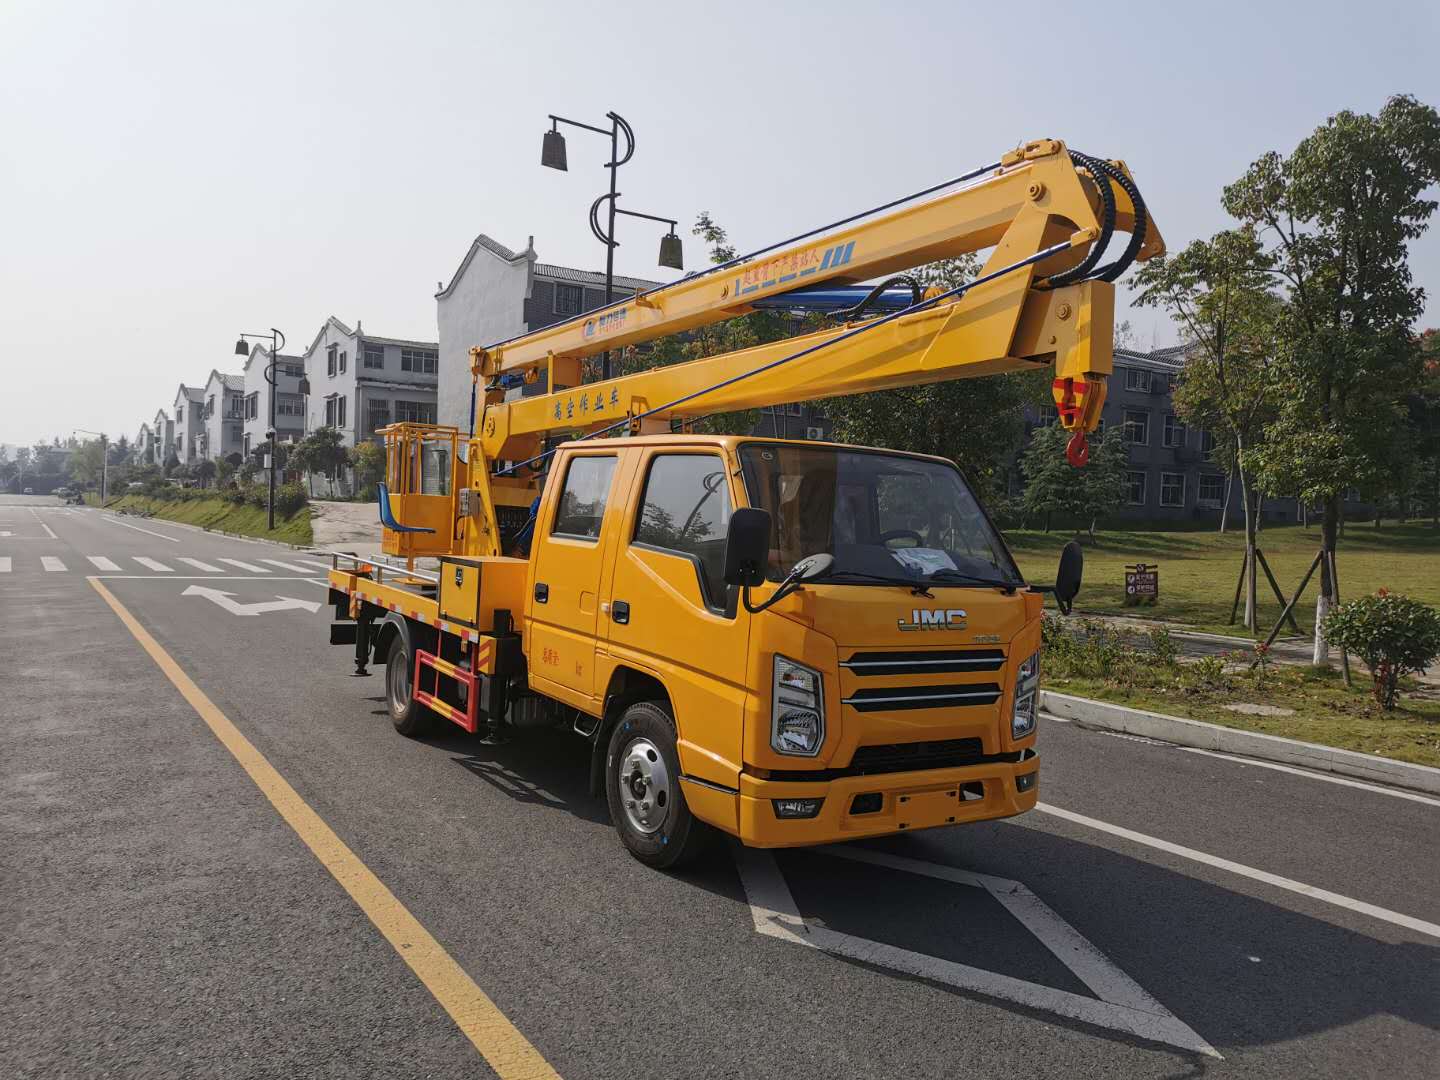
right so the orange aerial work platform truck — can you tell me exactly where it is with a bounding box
[324,140,1163,867]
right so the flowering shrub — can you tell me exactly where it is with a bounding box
[1323,591,1440,709]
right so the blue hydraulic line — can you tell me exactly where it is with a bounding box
[480,160,1003,355]
[493,235,1075,478]
[748,285,917,313]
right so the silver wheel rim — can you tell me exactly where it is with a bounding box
[617,736,671,835]
[389,653,410,714]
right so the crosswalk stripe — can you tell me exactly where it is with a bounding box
[88,556,122,571]
[178,558,223,573]
[133,557,173,572]
[219,558,269,573]
[42,556,66,572]
[259,558,317,573]
[0,557,10,573]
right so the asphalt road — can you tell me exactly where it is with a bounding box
[3,495,1437,1079]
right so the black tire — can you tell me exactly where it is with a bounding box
[605,701,712,869]
[386,634,432,737]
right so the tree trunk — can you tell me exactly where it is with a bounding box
[1219,472,1233,533]
[1044,512,1052,533]
[1237,457,1258,632]
[1313,497,1341,667]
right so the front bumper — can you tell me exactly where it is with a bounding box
[733,753,1039,848]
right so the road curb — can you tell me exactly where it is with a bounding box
[1039,689,1440,796]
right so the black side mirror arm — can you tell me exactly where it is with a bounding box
[742,575,803,615]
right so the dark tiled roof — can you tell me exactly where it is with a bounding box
[534,263,663,292]
[475,234,519,261]
[360,334,439,350]
[1115,345,1193,373]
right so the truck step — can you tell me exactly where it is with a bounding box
[413,648,480,734]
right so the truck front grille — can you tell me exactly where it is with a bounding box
[841,682,1002,712]
[840,648,1004,676]
[764,737,1018,782]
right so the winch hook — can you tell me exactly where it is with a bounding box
[1065,431,1090,468]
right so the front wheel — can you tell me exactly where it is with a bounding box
[386,634,432,737]
[605,701,711,869]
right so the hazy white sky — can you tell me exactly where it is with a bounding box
[2,0,1437,447]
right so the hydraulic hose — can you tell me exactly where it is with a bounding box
[1044,151,1116,288]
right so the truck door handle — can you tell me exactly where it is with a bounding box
[534,582,549,603]
[611,600,630,624]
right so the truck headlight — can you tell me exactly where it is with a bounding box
[772,655,824,756]
[1011,651,1039,740]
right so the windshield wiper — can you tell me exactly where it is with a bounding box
[926,568,1018,592]
[816,569,934,597]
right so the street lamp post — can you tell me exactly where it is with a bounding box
[234,329,301,531]
[541,111,684,379]
[74,428,108,502]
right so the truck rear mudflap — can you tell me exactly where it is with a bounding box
[730,752,1038,848]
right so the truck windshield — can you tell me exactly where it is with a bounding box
[737,443,1023,587]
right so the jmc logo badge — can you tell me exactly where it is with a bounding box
[898,608,968,632]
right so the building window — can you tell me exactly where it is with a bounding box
[243,433,251,455]
[325,397,336,427]
[339,350,347,374]
[400,348,438,374]
[1127,471,1147,505]
[363,343,385,369]
[1198,473,1226,504]
[327,344,338,376]
[368,401,390,432]
[1163,413,1186,448]
[1200,430,1217,460]
[554,283,584,316]
[787,403,804,417]
[1124,368,1152,393]
[276,395,304,417]
[552,455,618,540]
[1123,409,1149,445]
[393,399,437,424]
[1160,472,1186,507]
[282,362,305,378]
[1344,487,1361,502]
[336,395,346,428]
[245,392,259,420]
[205,394,215,418]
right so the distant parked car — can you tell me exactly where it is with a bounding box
[22,487,33,494]
[128,481,144,491]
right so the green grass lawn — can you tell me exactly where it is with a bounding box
[102,494,313,546]
[1045,666,1440,768]
[1007,521,1440,638]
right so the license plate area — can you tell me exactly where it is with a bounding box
[895,787,963,830]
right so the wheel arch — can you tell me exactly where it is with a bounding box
[589,665,672,796]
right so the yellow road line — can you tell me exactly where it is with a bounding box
[89,577,562,1080]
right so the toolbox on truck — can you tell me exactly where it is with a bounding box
[438,555,527,631]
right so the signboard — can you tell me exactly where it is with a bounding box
[1124,563,1159,606]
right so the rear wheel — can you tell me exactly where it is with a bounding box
[605,701,711,869]
[386,634,431,737]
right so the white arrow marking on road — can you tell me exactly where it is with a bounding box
[182,585,322,616]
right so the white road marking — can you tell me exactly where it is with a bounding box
[0,557,11,573]
[42,556,66,572]
[178,558,224,573]
[87,556,122,571]
[1033,803,1440,941]
[218,558,269,573]
[1176,746,1440,808]
[0,530,11,537]
[29,509,57,539]
[103,515,182,543]
[132,557,173,573]
[181,584,321,615]
[733,844,1218,1057]
[259,558,319,573]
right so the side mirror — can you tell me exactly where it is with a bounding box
[790,552,834,581]
[723,507,772,587]
[1055,540,1083,615]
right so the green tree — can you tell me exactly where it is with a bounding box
[1134,227,1284,628]
[349,440,386,497]
[1223,94,1440,662]
[1404,329,1440,524]
[195,459,216,488]
[70,438,106,488]
[293,426,348,496]
[1018,424,1127,536]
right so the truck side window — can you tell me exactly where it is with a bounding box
[633,454,731,607]
[552,455,617,540]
